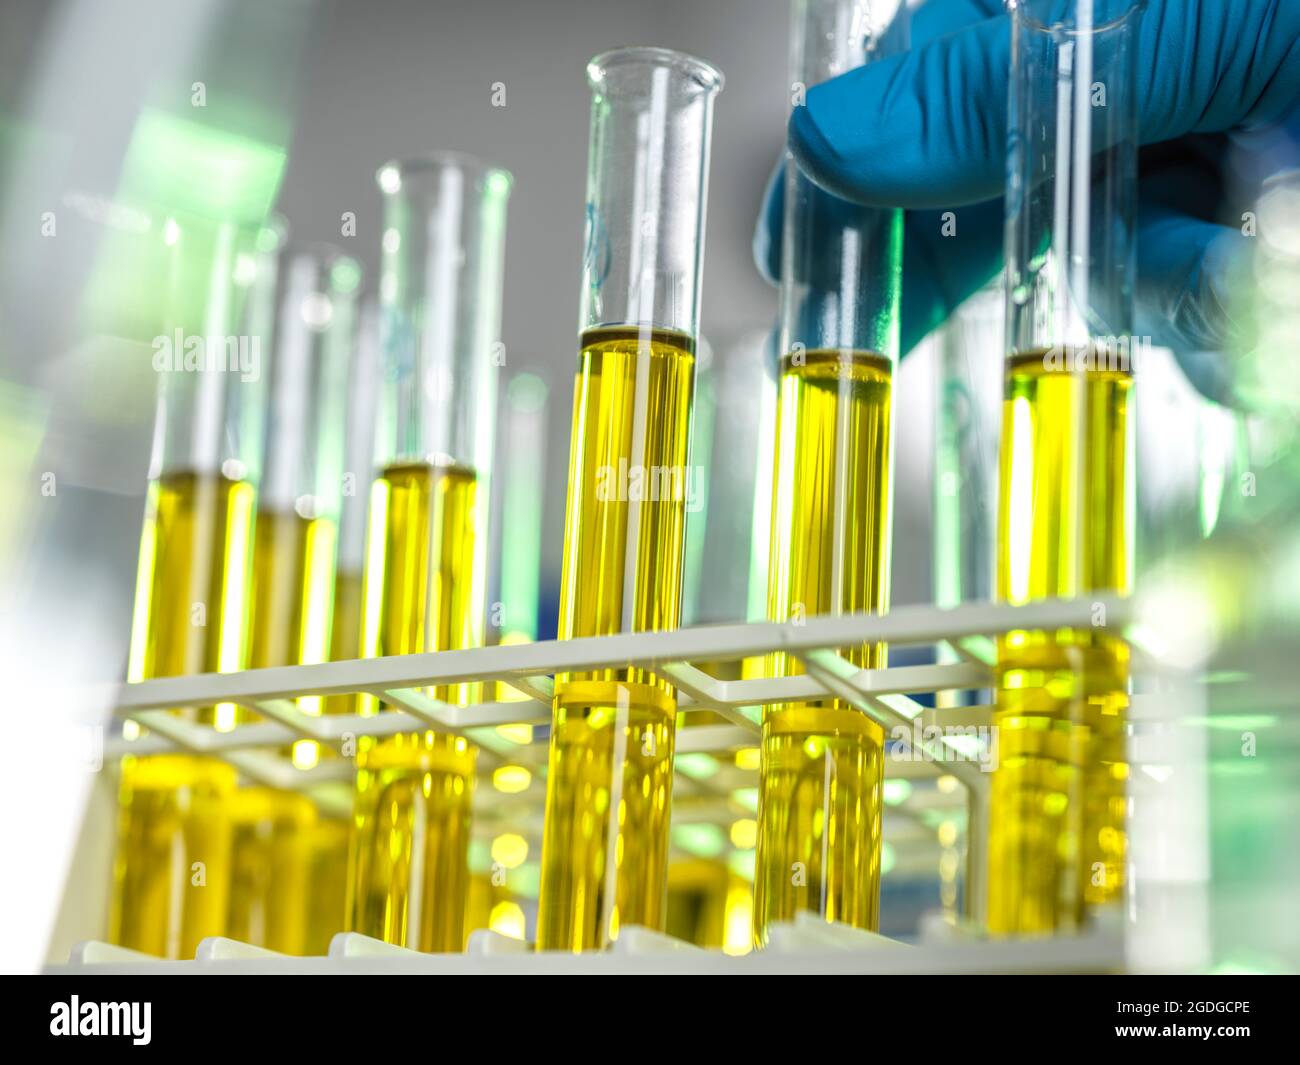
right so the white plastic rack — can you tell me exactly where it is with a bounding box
[61,595,1145,974]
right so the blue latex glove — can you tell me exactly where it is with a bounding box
[754,0,1300,404]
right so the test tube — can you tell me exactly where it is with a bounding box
[934,287,1002,625]
[227,244,360,954]
[753,0,907,945]
[494,371,549,649]
[933,286,1003,718]
[536,47,723,951]
[989,0,1139,934]
[110,215,279,958]
[249,246,359,713]
[328,298,381,688]
[345,154,511,952]
[313,295,377,947]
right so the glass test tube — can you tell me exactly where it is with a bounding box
[228,244,360,954]
[989,0,1139,935]
[754,0,907,945]
[536,47,723,951]
[495,372,549,648]
[934,287,1002,625]
[329,298,381,684]
[345,154,511,952]
[110,215,280,959]
[928,287,1004,922]
[313,297,378,946]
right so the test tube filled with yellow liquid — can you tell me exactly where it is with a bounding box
[110,216,280,958]
[229,245,360,954]
[752,0,907,946]
[988,0,1139,935]
[345,155,512,952]
[536,47,723,951]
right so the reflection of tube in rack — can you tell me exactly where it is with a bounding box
[110,216,277,959]
[345,154,510,952]
[990,0,1139,935]
[754,0,906,947]
[537,47,723,951]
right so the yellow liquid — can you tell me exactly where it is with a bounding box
[755,351,892,944]
[989,350,1132,935]
[111,469,256,958]
[537,326,694,951]
[323,568,363,715]
[346,461,481,952]
[667,860,727,946]
[248,507,336,764]
[304,816,351,955]
[248,509,337,673]
[666,859,754,953]
[348,732,476,951]
[225,788,316,954]
[111,754,237,958]
[224,509,339,952]
[465,872,525,943]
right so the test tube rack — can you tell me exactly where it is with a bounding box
[60,594,1162,974]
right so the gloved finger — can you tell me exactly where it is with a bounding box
[752,155,1006,355]
[756,0,1008,281]
[911,0,1005,46]
[790,14,1011,207]
[1134,203,1254,401]
[753,158,784,285]
[899,198,1005,354]
[791,0,1300,210]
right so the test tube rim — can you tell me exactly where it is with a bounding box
[586,45,724,95]
[375,152,514,195]
[1005,0,1145,36]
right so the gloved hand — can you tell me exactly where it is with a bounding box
[753,0,1300,404]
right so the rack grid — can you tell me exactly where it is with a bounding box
[63,594,1145,973]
